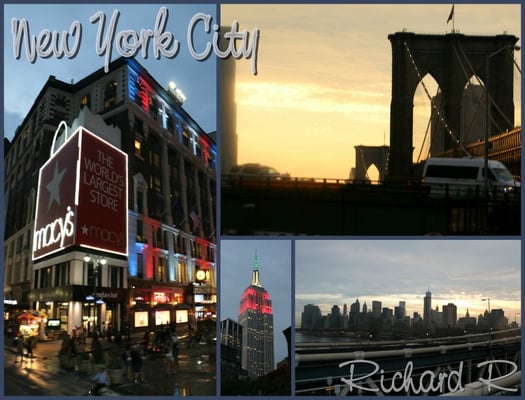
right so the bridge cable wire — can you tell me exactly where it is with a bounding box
[416,103,433,163]
[451,43,487,144]
[403,41,471,157]
[454,42,512,134]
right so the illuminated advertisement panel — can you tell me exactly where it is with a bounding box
[76,128,128,256]
[33,126,128,260]
[134,311,149,328]
[176,310,189,323]
[33,130,81,260]
[155,310,171,326]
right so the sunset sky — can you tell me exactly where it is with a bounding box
[221,4,521,180]
[295,240,521,326]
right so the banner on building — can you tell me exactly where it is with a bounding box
[33,126,128,260]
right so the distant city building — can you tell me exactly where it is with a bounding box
[372,301,382,317]
[330,305,342,329]
[301,304,322,329]
[238,253,274,377]
[221,318,244,381]
[457,309,477,331]
[430,84,486,156]
[424,290,432,328]
[442,303,458,328]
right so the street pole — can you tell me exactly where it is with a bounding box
[484,45,521,197]
[84,254,106,337]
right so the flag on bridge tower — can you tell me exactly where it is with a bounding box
[447,4,455,23]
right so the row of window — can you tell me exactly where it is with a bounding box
[33,262,125,290]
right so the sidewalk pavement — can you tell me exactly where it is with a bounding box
[5,333,216,396]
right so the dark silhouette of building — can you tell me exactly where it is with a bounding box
[220,318,244,382]
[301,304,322,329]
[424,290,432,329]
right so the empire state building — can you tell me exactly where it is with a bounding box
[238,253,275,377]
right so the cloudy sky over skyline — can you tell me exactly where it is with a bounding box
[220,239,292,367]
[295,240,521,326]
[4,4,217,140]
[221,4,521,180]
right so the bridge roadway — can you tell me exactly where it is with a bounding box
[295,329,521,396]
[221,178,520,235]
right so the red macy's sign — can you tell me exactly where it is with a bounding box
[33,126,128,260]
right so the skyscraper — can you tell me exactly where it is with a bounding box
[238,253,274,377]
[424,290,432,329]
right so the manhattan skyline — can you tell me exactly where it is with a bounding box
[295,240,520,326]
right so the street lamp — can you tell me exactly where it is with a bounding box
[84,254,107,336]
[481,297,491,313]
[484,45,520,197]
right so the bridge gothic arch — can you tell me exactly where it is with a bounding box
[353,145,390,182]
[388,31,518,180]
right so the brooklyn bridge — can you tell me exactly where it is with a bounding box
[222,32,521,236]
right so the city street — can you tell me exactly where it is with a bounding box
[4,334,216,396]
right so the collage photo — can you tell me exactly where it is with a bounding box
[3,2,522,398]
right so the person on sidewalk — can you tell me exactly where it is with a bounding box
[25,337,34,361]
[130,346,143,383]
[89,365,110,395]
[164,340,175,376]
[15,334,24,363]
[122,345,132,381]
[171,333,179,364]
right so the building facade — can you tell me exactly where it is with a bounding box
[238,253,274,377]
[4,57,217,337]
[220,317,244,382]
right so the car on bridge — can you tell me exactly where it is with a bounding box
[226,163,290,182]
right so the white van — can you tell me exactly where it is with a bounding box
[422,157,520,198]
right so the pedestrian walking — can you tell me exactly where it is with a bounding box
[171,333,179,364]
[164,340,175,376]
[130,346,143,383]
[25,337,34,360]
[122,345,132,381]
[89,365,110,395]
[77,325,86,345]
[106,323,112,342]
[15,334,24,363]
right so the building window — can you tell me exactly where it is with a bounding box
[54,262,70,286]
[166,113,174,134]
[110,266,123,288]
[104,80,117,110]
[134,139,142,158]
[39,267,52,288]
[176,259,188,283]
[157,258,166,282]
[80,94,91,109]
[137,253,144,279]
[137,219,144,242]
[151,151,161,168]
[149,97,159,119]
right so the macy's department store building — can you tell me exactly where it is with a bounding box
[4,57,216,338]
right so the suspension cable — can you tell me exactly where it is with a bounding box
[403,41,471,157]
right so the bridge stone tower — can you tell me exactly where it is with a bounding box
[387,31,518,181]
[354,145,390,182]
